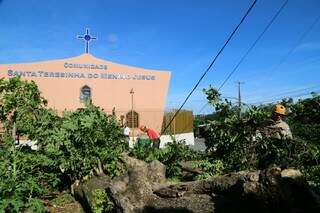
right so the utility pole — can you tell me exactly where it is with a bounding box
[236,81,245,118]
[130,88,134,142]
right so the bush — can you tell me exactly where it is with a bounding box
[92,189,115,213]
[50,193,75,206]
[129,138,202,179]
[0,138,58,212]
[40,103,128,183]
[193,159,224,180]
[0,78,128,211]
[129,139,156,162]
[201,86,320,177]
[0,78,57,212]
[304,165,320,194]
[157,139,201,178]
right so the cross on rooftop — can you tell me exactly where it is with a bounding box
[77,28,97,54]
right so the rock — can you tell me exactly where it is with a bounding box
[281,168,302,179]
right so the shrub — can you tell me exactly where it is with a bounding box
[129,138,202,179]
[0,78,128,211]
[92,189,115,213]
[50,193,75,207]
[129,139,156,162]
[0,78,56,212]
[40,103,128,183]
[0,138,58,212]
[193,159,224,180]
[201,86,320,176]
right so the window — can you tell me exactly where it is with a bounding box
[80,85,91,101]
[126,110,139,128]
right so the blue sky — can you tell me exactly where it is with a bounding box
[0,0,319,114]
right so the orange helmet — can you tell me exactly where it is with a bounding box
[274,104,286,115]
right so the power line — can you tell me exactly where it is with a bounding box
[167,96,238,105]
[176,0,293,134]
[194,0,288,120]
[194,86,320,112]
[268,13,320,76]
[193,89,318,115]
[172,85,320,109]
[160,0,258,135]
[248,90,320,105]
[245,85,320,102]
[217,0,288,91]
[168,94,239,115]
[195,0,288,116]
[243,12,320,83]
[197,103,210,115]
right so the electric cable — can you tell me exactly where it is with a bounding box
[268,13,320,76]
[245,85,320,103]
[174,0,289,134]
[242,12,320,83]
[160,0,258,135]
[249,90,320,105]
[217,0,288,91]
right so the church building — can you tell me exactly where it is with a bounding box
[0,29,171,133]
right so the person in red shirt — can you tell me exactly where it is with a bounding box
[139,125,160,149]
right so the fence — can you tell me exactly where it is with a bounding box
[161,109,194,135]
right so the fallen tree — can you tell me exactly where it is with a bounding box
[74,154,320,213]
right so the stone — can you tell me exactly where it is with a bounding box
[281,168,302,179]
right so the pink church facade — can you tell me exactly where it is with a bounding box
[0,54,171,133]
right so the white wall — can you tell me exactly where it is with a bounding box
[160,132,195,148]
[129,132,195,148]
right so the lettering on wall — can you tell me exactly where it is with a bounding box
[7,70,156,80]
[64,62,108,70]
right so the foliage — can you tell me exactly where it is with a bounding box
[0,77,47,135]
[157,139,201,178]
[193,159,224,180]
[26,198,46,213]
[50,193,75,206]
[286,94,320,144]
[130,138,202,179]
[129,139,155,162]
[0,137,58,212]
[304,165,320,194]
[92,189,115,213]
[0,77,127,212]
[0,78,55,212]
[40,103,128,182]
[284,93,320,190]
[201,86,320,175]
[1,77,319,211]
[202,86,267,170]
